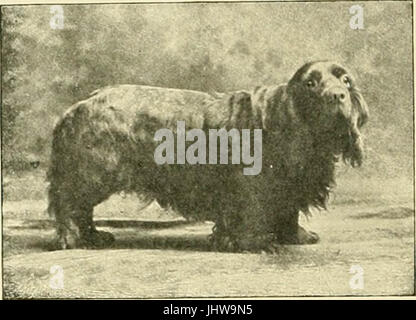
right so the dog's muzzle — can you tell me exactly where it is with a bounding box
[323,86,351,120]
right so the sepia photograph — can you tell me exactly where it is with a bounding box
[1,1,414,299]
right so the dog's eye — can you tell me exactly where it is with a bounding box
[342,75,351,88]
[305,79,317,88]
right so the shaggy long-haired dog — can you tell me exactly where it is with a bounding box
[48,61,368,251]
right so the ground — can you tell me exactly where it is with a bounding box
[2,169,414,298]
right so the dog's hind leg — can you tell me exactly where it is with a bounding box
[71,205,115,249]
[50,184,116,250]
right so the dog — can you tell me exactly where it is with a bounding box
[47,60,368,251]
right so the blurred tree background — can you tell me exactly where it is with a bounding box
[1,2,413,179]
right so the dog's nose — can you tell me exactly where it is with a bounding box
[334,92,346,102]
[326,88,347,103]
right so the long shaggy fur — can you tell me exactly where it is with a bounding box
[48,61,368,251]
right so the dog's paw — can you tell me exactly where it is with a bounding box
[78,230,116,249]
[297,226,319,244]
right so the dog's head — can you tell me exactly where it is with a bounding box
[287,61,369,166]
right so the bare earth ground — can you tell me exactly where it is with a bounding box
[2,170,414,298]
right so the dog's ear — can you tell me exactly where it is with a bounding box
[339,86,369,168]
[341,88,368,168]
[351,88,369,128]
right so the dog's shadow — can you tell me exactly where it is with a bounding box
[7,219,214,252]
[102,219,214,252]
